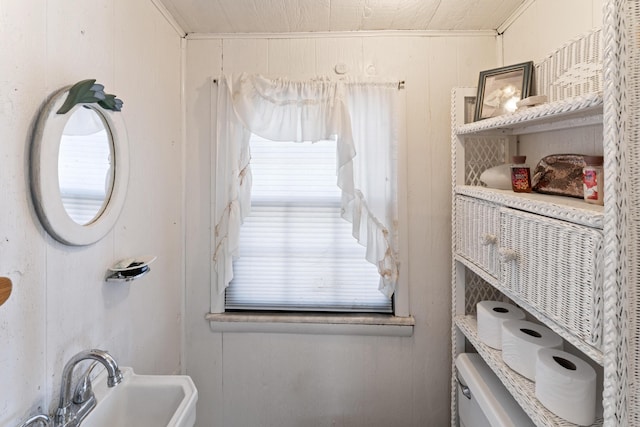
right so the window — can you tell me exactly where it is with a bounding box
[226,135,392,313]
[211,75,403,319]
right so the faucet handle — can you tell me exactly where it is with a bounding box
[73,361,99,404]
[17,414,51,427]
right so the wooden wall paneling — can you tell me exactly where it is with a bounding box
[42,0,120,410]
[111,0,184,376]
[0,0,184,424]
[314,38,364,77]
[45,0,115,89]
[0,0,48,422]
[592,0,604,26]
[222,38,269,75]
[361,36,412,79]
[221,333,415,426]
[267,38,317,77]
[184,38,225,427]
[454,36,499,86]
[502,0,602,65]
[422,36,462,423]
[519,125,604,169]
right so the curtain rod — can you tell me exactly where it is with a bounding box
[212,78,405,90]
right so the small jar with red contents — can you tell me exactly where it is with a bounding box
[583,155,604,205]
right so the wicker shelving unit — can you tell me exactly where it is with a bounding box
[451,90,606,427]
[448,24,625,426]
[450,3,640,421]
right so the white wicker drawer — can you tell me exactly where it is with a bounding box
[455,196,500,278]
[499,207,604,349]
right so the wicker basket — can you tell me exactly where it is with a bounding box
[535,28,602,102]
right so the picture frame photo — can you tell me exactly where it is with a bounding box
[474,61,534,121]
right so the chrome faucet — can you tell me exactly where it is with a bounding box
[54,349,123,427]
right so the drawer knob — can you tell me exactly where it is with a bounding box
[480,233,498,246]
[498,248,518,262]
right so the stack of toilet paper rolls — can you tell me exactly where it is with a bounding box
[475,301,597,425]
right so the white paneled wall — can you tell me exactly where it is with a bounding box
[184,34,497,427]
[0,0,183,425]
[502,0,604,64]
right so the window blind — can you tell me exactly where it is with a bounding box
[226,135,392,313]
[58,129,113,225]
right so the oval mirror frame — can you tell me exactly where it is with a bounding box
[31,86,129,246]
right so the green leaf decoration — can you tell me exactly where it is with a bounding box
[98,94,124,112]
[56,79,122,114]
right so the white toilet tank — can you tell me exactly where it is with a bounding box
[456,353,535,427]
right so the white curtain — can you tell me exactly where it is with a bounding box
[213,73,399,298]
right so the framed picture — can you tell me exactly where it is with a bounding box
[474,61,533,121]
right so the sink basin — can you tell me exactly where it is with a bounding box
[81,367,197,427]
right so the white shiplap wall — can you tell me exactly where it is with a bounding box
[184,34,498,426]
[502,0,604,64]
[0,0,183,425]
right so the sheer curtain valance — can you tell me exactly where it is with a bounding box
[213,73,399,300]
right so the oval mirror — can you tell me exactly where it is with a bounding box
[31,84,129,246]
[59,107,114,225]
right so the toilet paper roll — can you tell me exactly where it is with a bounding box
[501,320,563,380]
[476,301,526,349]
[535,348,597,425]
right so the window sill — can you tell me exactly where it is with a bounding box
[206,312,415,336]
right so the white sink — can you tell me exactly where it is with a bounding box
[81,367,197,427]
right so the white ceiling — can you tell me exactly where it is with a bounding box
[157,0,528,35]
